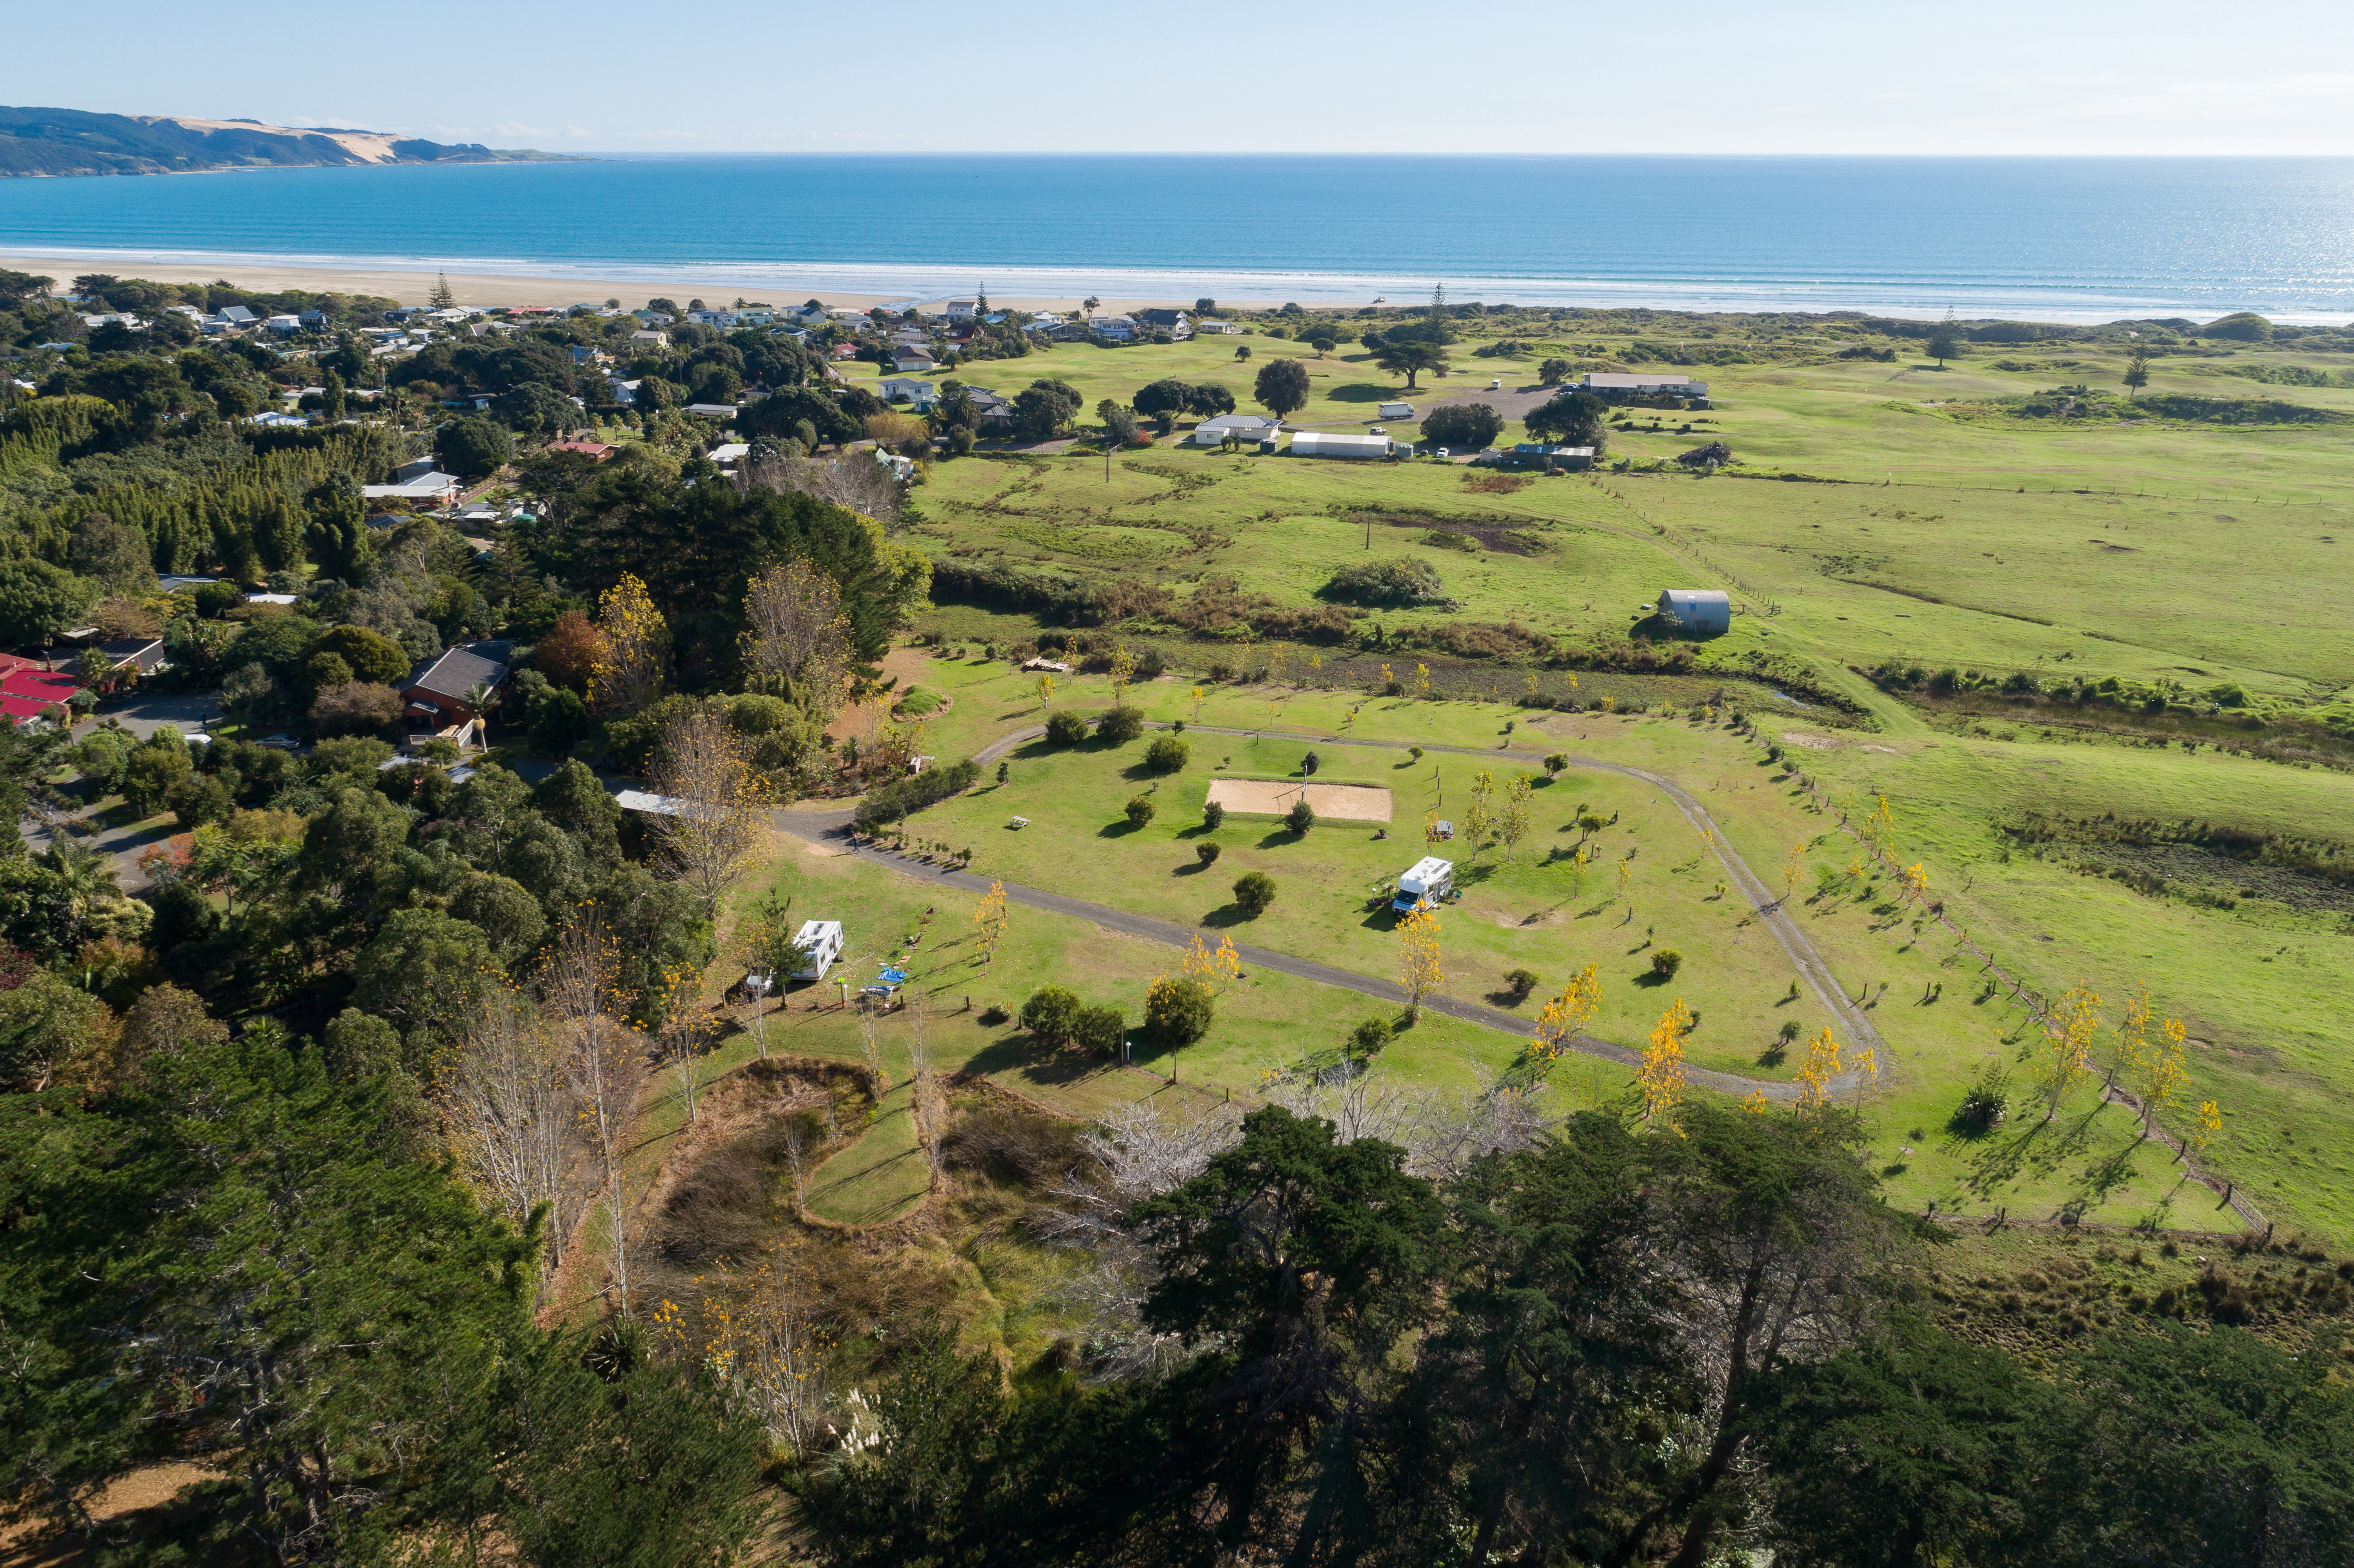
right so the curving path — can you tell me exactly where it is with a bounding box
[776,719,1885,1100]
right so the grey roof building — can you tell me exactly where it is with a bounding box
[1655,588,1731,636]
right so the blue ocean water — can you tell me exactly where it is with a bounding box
[3,154,2352,321]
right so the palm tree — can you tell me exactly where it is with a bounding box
[464,681,500,744]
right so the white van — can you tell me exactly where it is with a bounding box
[1393,856,1454,913]
[1377,401,1415,420]
[791,920,845,981]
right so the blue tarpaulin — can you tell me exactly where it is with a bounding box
[878,967,912,985]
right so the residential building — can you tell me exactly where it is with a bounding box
[1190,413,1284,449]
[1582,372,1710,399]
[400,642,510,735]
[684,403,741,419]
[878,377,936,404]
[1138,308,1193,340]
[891,346,939,373]
[363,470,462,502]
[550,439,616,461]
[1090,315,1140,341]
[1196,318,1241,334]
[629,329,670,348]
[393,457,442,483]
[944,299,979,322]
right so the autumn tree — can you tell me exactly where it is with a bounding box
[2036,983,2101,1120]
[1500,773,1534,861]
[588,571,668,716]
[646,705,772,919]
[534,609,603,695]
[1398,906,1443,1020]
[1639,998,1692,1127]
[972,879,1010,966]
[740,556,852,719]
[1529,963,1601,1072]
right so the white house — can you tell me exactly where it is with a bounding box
[1191,413,1284,449]
[1196,318,1241,334]
[944,299,978,322]
[606,377,641,406]
[707,442,751,467]
[629,329,669,348]
[1290,432,1394,460]
[362,469,462,501]
[891,347,938,373]
[878,377,936,403]
[1582,372,1710,398]
[1090,315,1139,341]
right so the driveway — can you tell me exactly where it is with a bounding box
[92,689,219,740]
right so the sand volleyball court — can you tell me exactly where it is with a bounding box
[1204,779,1394,822]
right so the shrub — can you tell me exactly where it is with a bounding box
[1196,842,1222,866]
[1650,949,1683,980]
[1095,706,1145,745]
[1019,984,1084,1046]
[1232,870,1277,915]
[1350,1016,1392,1059]
[1284,797,1316,835]
[1073,1005,1125,1055]
[1146,736,1190,773]
[1124,796,1156,828]
[1044,710,1089,747]
[1322,556,1444,608]
[1143,977,1215,1048]
[1203,801,1225,830]
[1503,967,1538,1001]
[1421,401,1503,451]
[1544,754,1567,776]
[1300,750,1320,776]
[852,758,981,831]
[309,681,404,737]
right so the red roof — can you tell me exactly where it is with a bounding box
[550,440,615,461]
[0,656,80,720]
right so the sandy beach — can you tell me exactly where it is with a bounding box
[0,252,1344,315]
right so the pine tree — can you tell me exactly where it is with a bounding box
[430,272,457,309]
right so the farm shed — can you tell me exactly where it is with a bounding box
[1655,588,1731,636]
[1290,432,1394,460]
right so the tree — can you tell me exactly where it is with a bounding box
[0,559,98,646]
[1228,869,1277,917]
[533,609,602,694]
[1253,357,1310,419]
[1145,735,1189,772]
[1235,343,1252,362]
[1539,356,1571,385]
[1398,905,1442,1017]
[972,879,1010,966]
[1011,378,1083,441]
[1530,963,1602,1071]
[315,623,409,686]
[1639,997,1691,1125]
[1500,772,1533,859]
[1094,705,1145,744]
[1927,317,1963,366]
[1374,337,1448,389]
[435,415,514,479]
[1020,984,1084,1046]
[1650,948,1683,980]
[430,271,457,308]
[2123,346,2151,398]
[1125,796,1156,828]
[1142,974,1214,1051]
[1133,378,1197,423]
[740,555,850,715]
[309,681,404,736]
[2035,983,2101,1119]
[1096,398,1141,447]
[67,511,153,594]
[1421,401,1502,451]
[1284,795,1315,835]
[303,477,372,584]
[588,572,668,716]
[1523,388,1610,450]
[645,705,771,920]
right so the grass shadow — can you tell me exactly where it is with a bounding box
[1326,383,1396,404]
[1201,904,1259,929]
[1097,820,1150,838]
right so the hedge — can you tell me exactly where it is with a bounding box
[854,757,981,829]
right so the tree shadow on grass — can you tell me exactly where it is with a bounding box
[1097,820,1150,838]
[964,1028,1099,1086]
[1326,383,1396,404]
[1201,904,1261,929]
[1255,830,1308,849]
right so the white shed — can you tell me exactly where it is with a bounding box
[1290,432,1394,460]
[1655,588,1732,636]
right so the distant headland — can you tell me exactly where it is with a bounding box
[0,105,585,178]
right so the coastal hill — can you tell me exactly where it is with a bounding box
[0,105,580,177]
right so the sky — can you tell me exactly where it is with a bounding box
[9,0,2354,156]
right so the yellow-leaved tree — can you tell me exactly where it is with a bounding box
[646,705,772,919]
[1639,998,1692,1129]
[1530,963,1602,1072]
[1795,1026,1842,1111]
[972,880,1010,966]
[2037,983,2102,1120]
[1398,907,1443,1021]
[589,572,669,716]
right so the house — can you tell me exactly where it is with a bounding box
[605,377,641,406]
[298,307,330,330]
[965,388,1016,436]
[944,300,978,322]
[1582,372,1710,401]
[243,593,299,607]
[708,442,751,467]
[156,575,218,594]
[1190,413,1284,449]
[784,304,830,328]
[684,403,740,419]
[550,439,616,461]
[0,657,81,722]
[1196,318,1241,334]
[1654,588,1731,636]
[1090,315,1139,341]
[363,470,462,502]
[251,412,309,427]
[789,920,845,981]
[393,457,441,483]
[891,347,938,373]
[400,642,510,734]
[1137,308,1192,340]
[687,309,738,328]
[629,329,670,348]
[45,633,167,682]
[1026,312,1065,333]
[212,305,259,329]
[878,377,936,404]
[1289,432,1394,460]
[1505,443,1595,470]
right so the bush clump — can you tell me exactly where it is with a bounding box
[1044,711,1089,747]
[1124,796,1156,828]
[1321,556,1445,608]
[1196,842,1222,866]
[1019,984,1084,1046]
[1350,1016,1392,1059]
[853,758,981,831]
[1284,797,1316,835]
[1203,801,1226,830]
[1504,967,1539,1001]
[1143,977,1215,1048]
[1146,736,1190,772]
[1095,706,1146,745]
[1232,870,1277,916]
[1650,949,1683,980]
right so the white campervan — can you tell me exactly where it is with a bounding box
[791,920,845,981]
[1393,857,1454,913]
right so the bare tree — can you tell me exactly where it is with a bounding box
[541,916,646,1318]
[661,975,712,1126]
[740,556,851,714]
[439,984,584,1300]
[672,1247,835,1455]
[905,1003,946,1184]
[855,1004,889,1095]
[742,452,904,524]
[646,706,772,920]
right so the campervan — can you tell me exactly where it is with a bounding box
[1393,857,1454,913]
[791,920,846,981]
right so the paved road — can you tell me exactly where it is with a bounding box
[775,719,1884,1099]
[91,690,219,741]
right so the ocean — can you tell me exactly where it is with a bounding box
[3,154,2352,322]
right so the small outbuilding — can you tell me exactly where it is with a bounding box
[1655,588,1732,637]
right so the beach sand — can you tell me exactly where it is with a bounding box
[0,252,1353,315]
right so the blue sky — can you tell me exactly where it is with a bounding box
[11,0,2354,155]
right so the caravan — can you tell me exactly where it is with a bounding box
[1392,857,1454,913]
[791,920,846,981]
